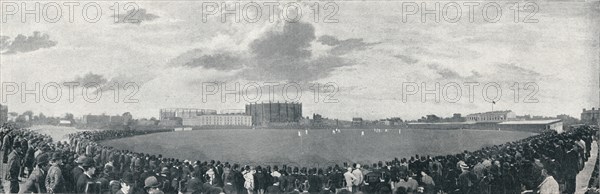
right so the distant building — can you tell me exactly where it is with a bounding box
[581,108,599,125]
[498,119,563,133]
[82,114,110,126]
[159,108,217,120]
[352,117,363,126]
[378,119,391,125]
[182,114,252,126]
[466,110,516,123]
[82,114,125,127]
[245,102,302,126]
[58,120,72,126]
[0,104,7,125]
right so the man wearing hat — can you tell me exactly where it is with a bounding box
[45,153,65,193]
[72,155,87,192]
[116,173,135,194]
[19,153,49,194]
[457,163,477,194]
[76,157,97,193]
[5,142,23,193]
[144,176,164,194]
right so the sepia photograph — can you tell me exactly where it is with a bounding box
[0,0,599,194]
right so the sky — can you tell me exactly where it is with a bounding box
[0,0,599,120]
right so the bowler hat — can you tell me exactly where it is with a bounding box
[120,173,135,185]
[51,152,62,160]
[160,167,169,174]
[37,154,50,165]
[81,157,95,167]
[144,176,161,188]
[75,155,87,164]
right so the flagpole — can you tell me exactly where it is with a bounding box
[301,133,304,154]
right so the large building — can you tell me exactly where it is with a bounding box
[159,108,217,120]
[0,104,7,125]
[581,108,599,125]
[245,102,302,126]
[466,110,516,123]
[182,114,252,126]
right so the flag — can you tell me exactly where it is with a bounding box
[492,101,496,104]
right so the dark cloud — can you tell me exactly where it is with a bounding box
[427,64,481,80]
[318,35,380,55]
[250,22,315,59]
[71,72,108,87]
[0,36,10,50]
[394,54,419,64]
[1,32,57,54]
[183,52,244,71]
[174,22,357,82]
[495,63,541,77]
[113,8,159,24]
[428,64,462,79]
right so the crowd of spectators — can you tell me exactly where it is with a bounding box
[0,123,596,194]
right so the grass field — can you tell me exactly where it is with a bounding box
[100,129,536,166]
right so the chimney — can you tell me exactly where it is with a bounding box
[593,107,596,111]
[584,108,587,111]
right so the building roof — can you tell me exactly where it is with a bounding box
[498,119,561,125]
[407,122,472,125]
[466,110,513,116]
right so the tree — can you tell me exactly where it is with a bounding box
[64,113,75,124]
[23,110,34,121]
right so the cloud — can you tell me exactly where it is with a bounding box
[70,73,108,87]
[0,36,10,50]
[495,63,541,77]
[427,63,481,80]
[394,54,419,64]
[183,52,245,71]
[1,32,57,54]
[427,64,462,79]
[250,22,315,59]
[113,8,159,24]
[317,35,380,55]
[173,22,357,83]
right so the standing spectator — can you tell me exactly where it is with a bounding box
[76,158,96,193]
[19,152,49,193]
[343,167,357,192]
[45,153,65,193]
[458,163,477,194]
[144,176,164,194]
[243,166,255,194]
[420,171,435,194]
[6,143,23,193]
[351,164,363,192]
[116,173,134,194]
[71,155,87,192]
[307,168,322,194]
[538,169,559,194]
[2,132,12,163]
